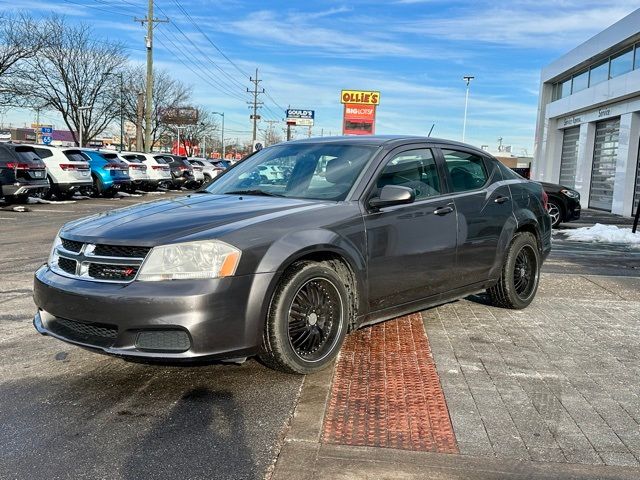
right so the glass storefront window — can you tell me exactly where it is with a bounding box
[589,60,609,87]
[571,70,589,93]
[560,78,572,98]
[609,47,633,78]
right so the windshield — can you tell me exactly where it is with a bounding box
[205,143,376,201]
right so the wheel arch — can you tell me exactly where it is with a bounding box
[255,229,368,330]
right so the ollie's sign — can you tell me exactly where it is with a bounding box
[341,90,380,135]
[340,90,380,105]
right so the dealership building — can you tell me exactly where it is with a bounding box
[533,8,640,216]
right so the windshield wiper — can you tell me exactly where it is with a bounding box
[225,189,284,197]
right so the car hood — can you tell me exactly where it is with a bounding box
[61,194,326,246]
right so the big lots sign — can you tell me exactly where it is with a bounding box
[341,90,380,135]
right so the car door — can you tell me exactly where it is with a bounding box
[363,147,458,312]
[438,148,513,286]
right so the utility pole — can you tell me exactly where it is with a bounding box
[135,91,144,151]
[462,75,474,143]
[212,111,225,159]
[247,68,264,143]
[135,3,168,153]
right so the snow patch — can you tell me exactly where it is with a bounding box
[27,197,76,205]
[564,223,640,246]
[116,191,142,197]
[143,191,166,195]
[71,195,92,200]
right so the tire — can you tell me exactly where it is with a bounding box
[547,200,563,228]
[487,232,541,310]
[259,260,351,374]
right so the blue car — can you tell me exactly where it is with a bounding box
[79,149,131,197]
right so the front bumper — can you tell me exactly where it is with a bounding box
[566,199,581,222]
[33,265,276,361]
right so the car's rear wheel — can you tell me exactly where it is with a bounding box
[547,200,563,228]
[259,260,350,374]
[487,232,540,309]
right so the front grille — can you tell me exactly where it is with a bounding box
[53,240,150,283]
[48,317,117,348]
[93,244,151,258]
[61,238,83,252]
[88,263,139,281]
[58,257,77,275]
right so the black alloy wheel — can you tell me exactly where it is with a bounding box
[513,245,537,301]
[288,278,342,362]
[259,260,351,374]
[487,231,540,309]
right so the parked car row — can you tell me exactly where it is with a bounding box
[0,142,232,203]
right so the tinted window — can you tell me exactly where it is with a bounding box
[152,156,168,164]
[571,70,588,93]
[33,147,54,159]
[589,60,609,86]
[206,143,376,201]
[442,150,488,192]
[609,47,633,78]
[63,151,88,162]
[376,149,441,200]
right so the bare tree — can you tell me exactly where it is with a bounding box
[0,13,42,102]
[121,65,191,151]
[13,16,127,146]
[173,108,218,156]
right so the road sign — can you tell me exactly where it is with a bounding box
[41,126,53,134]
[42,135,52,145]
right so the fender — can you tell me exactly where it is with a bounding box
[255,228,369,321]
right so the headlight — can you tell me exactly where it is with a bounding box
[48,235,62,267]
[561,189,579,199]
[137,240,241,282]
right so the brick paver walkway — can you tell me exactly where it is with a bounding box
[322,313,457,453]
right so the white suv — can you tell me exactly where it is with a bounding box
[32,145,92,199]
[128,152,173,189]
[100,151,151,192]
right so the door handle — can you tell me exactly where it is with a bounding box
[433,206,455,216]
[494,195,509,204]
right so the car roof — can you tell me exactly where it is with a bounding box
[284,135,490,156]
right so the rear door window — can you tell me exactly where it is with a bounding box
[442,149,489,192]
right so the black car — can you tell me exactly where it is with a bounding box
[539,181,581,228]
[33,136,551,374]
[164,154,198,189]
[0,143,49,203]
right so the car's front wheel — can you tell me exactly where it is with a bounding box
[487,232,540,309]
[259,260,350,374]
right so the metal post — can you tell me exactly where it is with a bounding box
[633,201,640,234]
[202,136,206,158]
[120,73,124,152]
[462,75,474,143]
[79,108,82,148]
[144,0,153,153]
[213,112,225,159]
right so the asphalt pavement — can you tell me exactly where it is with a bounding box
[0,193,303,480]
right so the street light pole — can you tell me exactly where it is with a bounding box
[212,111,225,159]
[175,126,185,155]
[78,106,90,147]
[462,76,474,143]
[119,72,124,152]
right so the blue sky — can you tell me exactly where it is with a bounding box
[2,0,637,153]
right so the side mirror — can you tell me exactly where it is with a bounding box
[369,185,415,209]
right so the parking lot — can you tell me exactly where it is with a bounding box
[1,194,640,479]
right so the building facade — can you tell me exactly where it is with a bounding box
[533,8,640,216]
